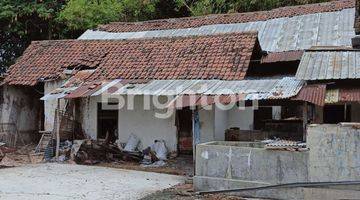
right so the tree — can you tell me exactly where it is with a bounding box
[57,0,123,30]
[186,0,330,16]
[0,0,70,72]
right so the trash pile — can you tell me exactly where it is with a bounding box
[0,143,38,167]
[262,139,308,151]
[36,133,170,167]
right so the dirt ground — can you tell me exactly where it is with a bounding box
[140,183,251,200]
[96,154,194,176]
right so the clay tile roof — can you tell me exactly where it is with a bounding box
[98,0,355,33]
[4,32,260,86]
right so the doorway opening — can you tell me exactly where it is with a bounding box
[97,103,118,143]
[176,108,193,155]
[323,104,351,124]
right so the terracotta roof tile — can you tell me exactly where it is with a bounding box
[98,0,355,33]
[5,32,260,86]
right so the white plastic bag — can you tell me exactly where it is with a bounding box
[151,140,168,160]
[124,134,140,152]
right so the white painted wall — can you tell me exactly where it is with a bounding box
[117,95,178,152]
[43,80,66,131]
[80,96,98,139]
[214,106,227,141]
[77,94,291,152]
[198,107,215,143]
[227,106,254,130]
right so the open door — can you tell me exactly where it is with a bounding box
[97,103,118,143]
[176,108,193,155]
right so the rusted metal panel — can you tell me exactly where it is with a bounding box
[261,51,304,63]
[340,88,360,102]
[296,50,360,80]
[293,84,326,106]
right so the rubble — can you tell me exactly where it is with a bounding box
[0,144,37,167]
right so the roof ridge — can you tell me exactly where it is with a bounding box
[32,31,259,45]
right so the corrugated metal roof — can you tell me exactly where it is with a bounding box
[40,87,78,101]
[261,51,304,63]
[324,88,360,103]
[40,70,95,100]
[106,77,304,100]
[296,49,360,80]
[292,84,327,106]
[339,88,360,102]
[78,8,355,52]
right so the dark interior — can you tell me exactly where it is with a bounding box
[97,103,118,142]
[176,108,193,154]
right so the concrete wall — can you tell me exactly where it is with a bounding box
[195,141,309,191]
[227,106,253,130]
[0,85,42,142]
[78,95,217,153]
[194,123,360,199]
[199,107,215,143]
[307,123,360,182]
[79,96,98,139]
[214,107,227,141]
[117,95,178,152]
[43,80,66,131]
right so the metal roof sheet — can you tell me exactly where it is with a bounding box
[292,84,327,106]
[104,77,304,100]
[296,50,360,80]
[78,8,355,52]
[40,87,78,100]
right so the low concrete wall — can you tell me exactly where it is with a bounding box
[195,141,308,191]
[194,124,360,199]
[307,123,360,182]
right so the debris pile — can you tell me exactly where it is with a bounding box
[262,139,308,151]
[46,133,170,167]
[0,144,38,167]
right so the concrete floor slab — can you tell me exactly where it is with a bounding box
[0,163,185,200]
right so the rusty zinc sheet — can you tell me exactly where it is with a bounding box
[324,88,360,103]
[261,51,304,63]
[339,88,360,102]
[292,84,327,106]
[296,49,360,80]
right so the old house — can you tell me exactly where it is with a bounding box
[1,0,359,157]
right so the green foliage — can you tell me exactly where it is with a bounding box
[0,0,68,72]
[189,0,330,16]
[57,0,123,30]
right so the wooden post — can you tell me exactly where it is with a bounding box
[302,102,308,142]
[55,98,60,159]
